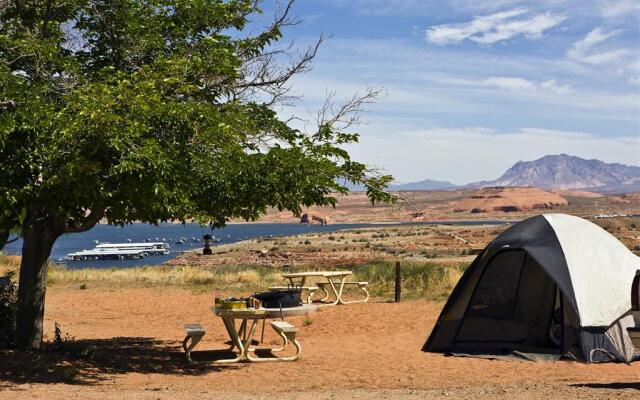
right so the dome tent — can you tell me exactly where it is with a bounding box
[424,214,639,362]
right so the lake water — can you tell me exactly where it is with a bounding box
[3,220,514,269]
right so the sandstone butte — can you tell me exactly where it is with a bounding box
[452,186,570,213]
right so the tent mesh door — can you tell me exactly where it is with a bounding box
[454,250,559,353]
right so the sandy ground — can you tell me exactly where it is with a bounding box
[1,287,639,399]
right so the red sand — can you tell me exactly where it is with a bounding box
[1,287,639,399]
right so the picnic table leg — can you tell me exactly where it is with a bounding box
[326,276,347,305]
[339,284,371,304]
[272,331,301,362]
[242,319,263,362]
[305,288,316,304]
[213,317,245,364]
[221,317,238,350]
[182,333,204,364]
[336,276,347,304]
[271,328,289,352]
[247,319,299,362]
[239,320,248,342]
[318,284,330,302]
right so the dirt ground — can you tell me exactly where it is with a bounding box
[1,287,639,399]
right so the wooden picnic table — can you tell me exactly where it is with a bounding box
[281,271,353,305]
[211,308,300,362]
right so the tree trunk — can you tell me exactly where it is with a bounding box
[15,214,62,350]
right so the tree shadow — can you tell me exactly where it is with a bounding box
[571,383,640,390]
[0,337,241,386]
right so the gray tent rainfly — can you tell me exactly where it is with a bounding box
[424,214,640,362]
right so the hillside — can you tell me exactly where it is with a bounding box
[469,154,640,192]
[451,187,569,213]
[390,179,457,191]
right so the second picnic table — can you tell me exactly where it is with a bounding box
[280,270,368,305]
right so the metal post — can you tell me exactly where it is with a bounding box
[394,261,401,302]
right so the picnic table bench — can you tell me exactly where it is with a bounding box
[183,324,206,364]
[316,281,369,304]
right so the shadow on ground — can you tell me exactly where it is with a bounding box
[0,337,241,385]
[571,382,640,390]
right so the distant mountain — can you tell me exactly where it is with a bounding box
[468,154,640,193]
[343,179,457,192]
[390,179,457,191]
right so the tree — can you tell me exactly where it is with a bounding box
[0,0,392,349]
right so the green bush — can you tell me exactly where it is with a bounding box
[0,272,17,347]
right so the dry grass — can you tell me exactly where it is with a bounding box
[351,261,466,301]
[0,252,467,302]
[45,264,284,292]
[0,253,20,276]
[44,262,467,301]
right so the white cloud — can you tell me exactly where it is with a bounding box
[483,77,571,93]
[567,27,630,65]
[484,76,537,91]
[599,0,640,18]
[539,79,572,94]
[321,0,576,17]
[425,8,566,45]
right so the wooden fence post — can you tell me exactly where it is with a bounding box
[394,261,401,302]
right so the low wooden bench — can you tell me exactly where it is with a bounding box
[268,286,319,304]
[317,281,370,304]
[182,324,206,364]
[269,320,301,361]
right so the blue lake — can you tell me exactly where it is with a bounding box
[3,220,514,268]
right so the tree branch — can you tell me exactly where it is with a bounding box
[4,237,19,245]
[13,0,21,17]
[316,87,385,132]
[40,0,53,38]
[64,207,105,233]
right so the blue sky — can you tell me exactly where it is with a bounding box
[270,0,640,184]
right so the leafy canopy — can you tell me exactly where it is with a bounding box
[0,0,392,246]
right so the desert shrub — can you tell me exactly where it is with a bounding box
[0,272,17,347]
[328,235,336,241]
[352,261,469,301]
[52,322,96,359]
